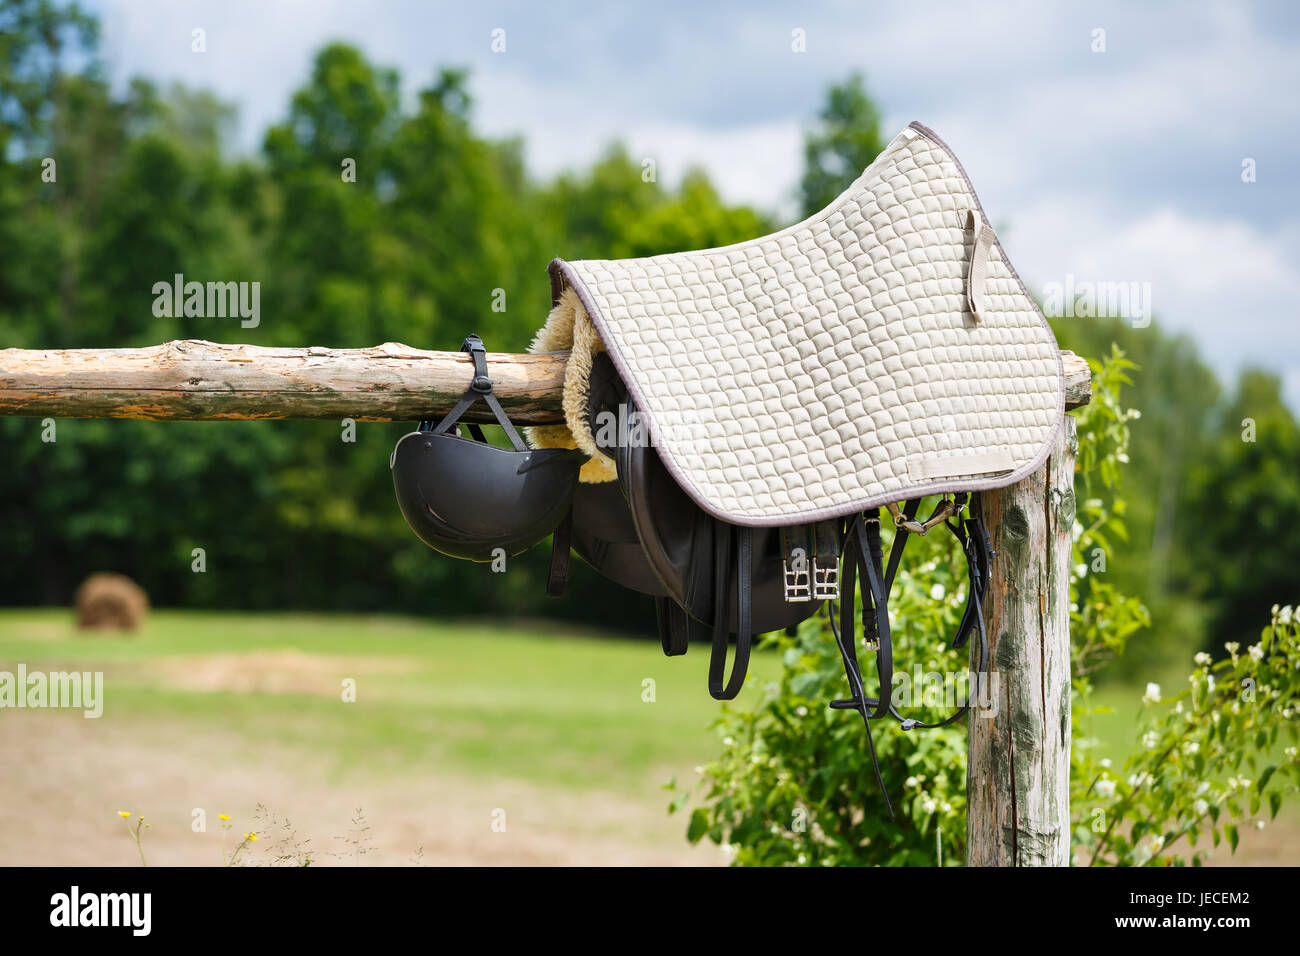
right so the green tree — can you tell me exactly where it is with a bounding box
[799,72,886,217]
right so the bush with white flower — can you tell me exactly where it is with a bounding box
[1072,603,1299,865]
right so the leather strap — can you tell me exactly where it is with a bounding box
[828,515,894,820]
[429,335,527,451]
[857,512,893,721]
[545,506,572,597]
[656,597,698,657]
[708,525,753,700]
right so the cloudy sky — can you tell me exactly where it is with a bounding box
[86,0,1300,406]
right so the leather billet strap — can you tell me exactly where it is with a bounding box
[428,334,527,452]
[708,525,753,700]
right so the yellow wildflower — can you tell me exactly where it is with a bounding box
[117,810,131,818]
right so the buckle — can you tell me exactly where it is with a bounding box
[812,559,839,600]
[783,550,811,602]
[887,498,956,536]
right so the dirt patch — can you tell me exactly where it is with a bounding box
[0,710,717,866]
[140,649,414,697]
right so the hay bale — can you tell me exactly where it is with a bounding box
[74,573,149,632]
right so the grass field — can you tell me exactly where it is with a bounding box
[0,609,782,865]
[0,609,1292,865]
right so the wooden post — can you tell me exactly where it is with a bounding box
[966,415,1078,866]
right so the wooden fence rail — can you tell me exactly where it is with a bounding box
[1,339,1093,421]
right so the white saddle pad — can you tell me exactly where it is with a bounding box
[546,122,1065,527]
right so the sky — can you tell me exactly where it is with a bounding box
[85,0,1300,407]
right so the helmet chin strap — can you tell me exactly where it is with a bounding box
[424,334,527,451]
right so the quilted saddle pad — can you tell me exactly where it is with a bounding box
[547,122,1065,527]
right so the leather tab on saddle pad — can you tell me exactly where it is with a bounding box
[906,450,1015,482]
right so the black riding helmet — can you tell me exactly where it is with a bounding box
[391,334,585,562]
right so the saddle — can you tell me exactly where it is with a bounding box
[531,123,1064,810]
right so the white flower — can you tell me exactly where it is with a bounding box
[1256,820,1267,830]
[1096,777,1116,798]
[1193,799,1209,816]
[929,583,946,600]
[1100,758,1112,768]
[905,776,920,788]
[1117,452,1130,464]
[1284,747,1298,761]
[1143,682,1162,704]
[1132,843,1153,865]
[797,853,807,864]
[1128,409,1141,420]
[921,798,938,814]
[720,843,736,859]
[1195,652,1212,667]
[1075,563,1088,578]
[1183,741,1199,755]
[1225,641,1240,657]
[1249,644,1264,662]
[795,706,808,717]
[1196,782,1211,796]
[1206,675,1215,693]
[940,801,952,813]
[694,766,704,774]
[1142,731,1159,749]
[1280,606,1294,626]
[723,736,735,747]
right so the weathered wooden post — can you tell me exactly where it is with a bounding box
[966,396,1085,865]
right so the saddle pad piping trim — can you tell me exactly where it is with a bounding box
[548,122,1066,529]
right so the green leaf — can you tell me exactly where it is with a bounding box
[1258,765,1277,792]
[790,672,820,697]
[1225,824,1239,854]
[1269,792,1282,820]
[687,808,709,844]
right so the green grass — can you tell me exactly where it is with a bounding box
[0,609,778,795]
